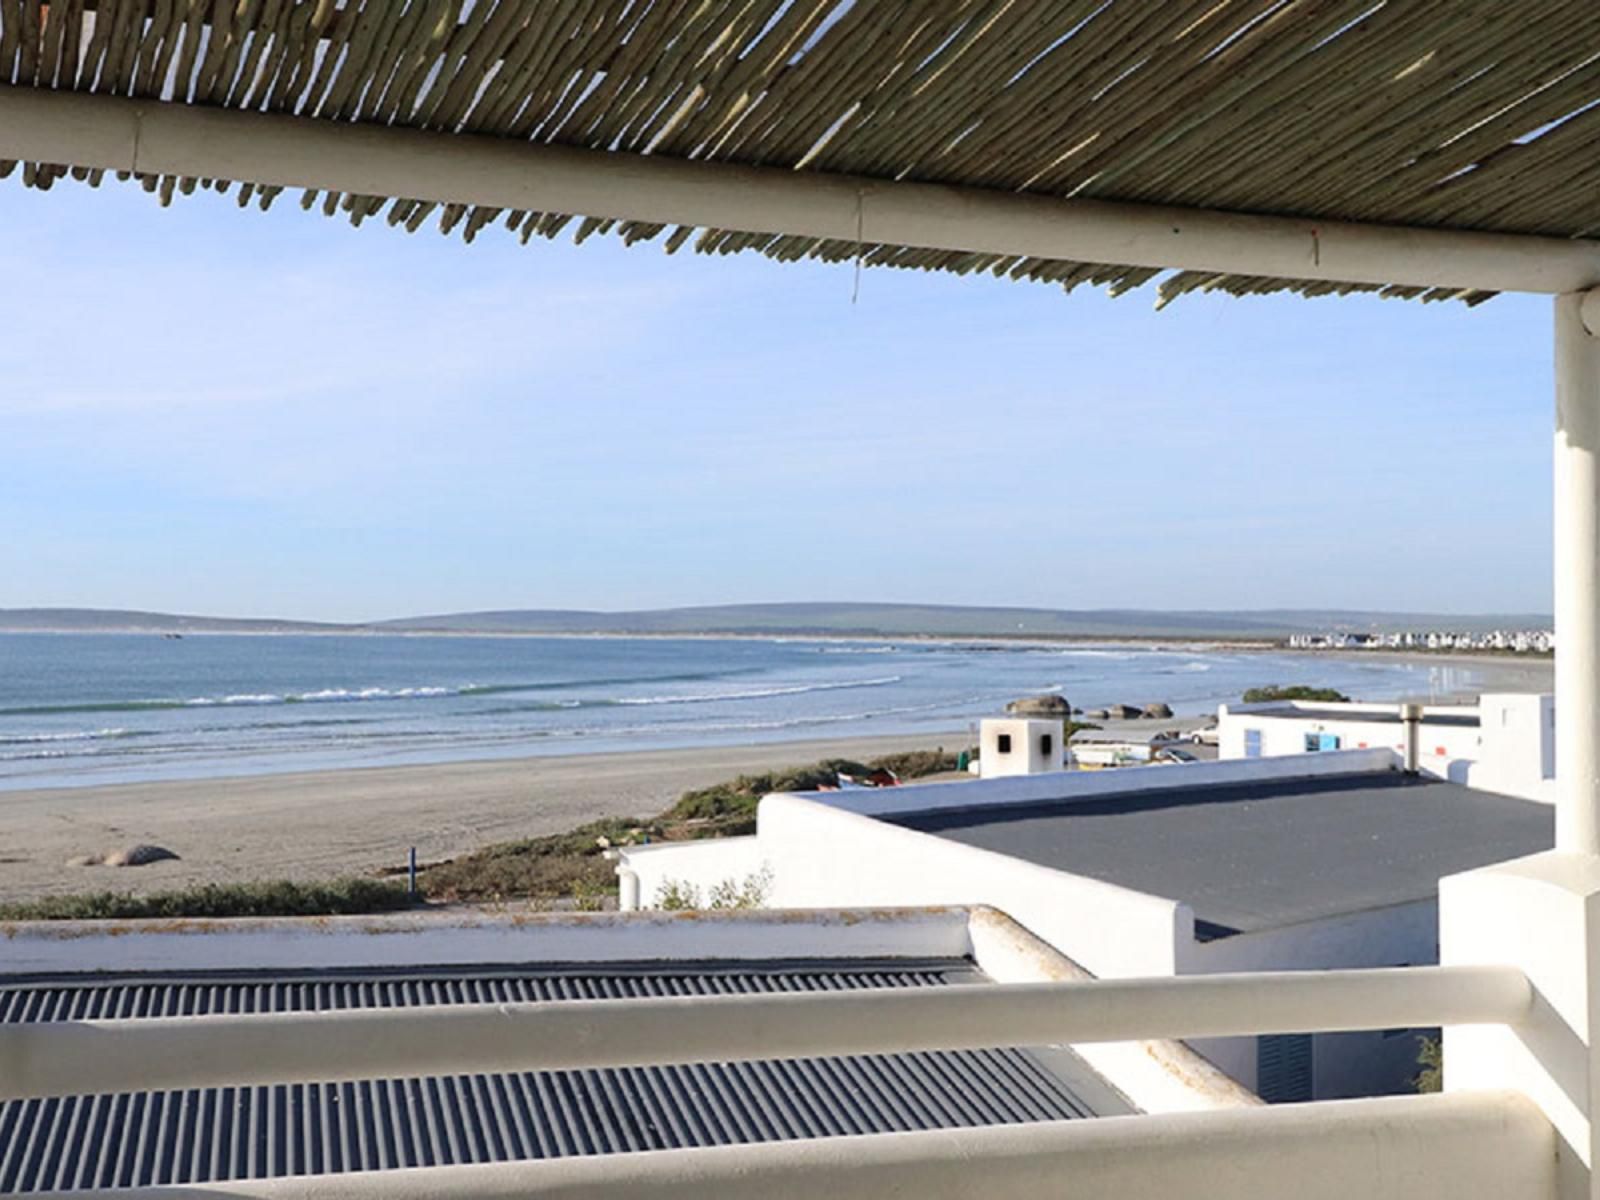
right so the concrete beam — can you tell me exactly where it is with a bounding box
[1,85,1599,295]
[0,964,1530,1101]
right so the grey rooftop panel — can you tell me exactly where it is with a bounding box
[0,959,1127,1192]
[890,773,1552,935]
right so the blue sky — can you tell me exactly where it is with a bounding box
[1,179,1554,622]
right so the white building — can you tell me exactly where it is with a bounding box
[1217,694,1556,802]
[619,751,1552,1103]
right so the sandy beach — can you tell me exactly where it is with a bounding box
[0,729,971,901]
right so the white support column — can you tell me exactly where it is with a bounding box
[1437,291,1600,1200]
[1556,290,1600,852]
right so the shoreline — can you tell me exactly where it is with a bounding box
[0,728,970,902]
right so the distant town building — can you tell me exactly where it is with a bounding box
[1284,629,1553,653]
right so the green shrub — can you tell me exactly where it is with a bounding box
[1242,685,1351,704]
[665,750,962,824]
[1414,1034,1442,1093]
[0,878,412,921]
[415,744,970,908]
[418,816,657,903]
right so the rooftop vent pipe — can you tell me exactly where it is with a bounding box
[1399,703,1424,774]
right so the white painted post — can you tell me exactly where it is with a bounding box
[616,867,641,912]
[1438,290,1600,1200]
[1557,291,1600,851]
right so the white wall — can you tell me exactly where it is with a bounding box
[1470,693,1557,802]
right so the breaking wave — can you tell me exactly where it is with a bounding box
[612,677,903,706]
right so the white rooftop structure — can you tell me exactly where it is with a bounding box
[1218,693,1557,802]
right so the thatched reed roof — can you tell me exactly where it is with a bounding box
[3,1,1599,304]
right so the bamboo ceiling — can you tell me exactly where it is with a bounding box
[3,0,1600,304]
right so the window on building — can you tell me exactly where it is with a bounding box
[1244,729,1262,758]
[1304,732,1342,752]
[1039,733,1053,757]
[1257,1033,1314,1103]
[997,733,1012,754]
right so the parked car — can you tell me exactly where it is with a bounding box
[1189,725,1220,746]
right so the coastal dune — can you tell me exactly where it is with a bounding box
[0,730,968,901]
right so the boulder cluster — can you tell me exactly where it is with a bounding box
[1005,695,1173,721]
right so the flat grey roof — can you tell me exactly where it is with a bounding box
[891,773,1551,937]
[0,959,1127,1192]
[1242,705,1480,728]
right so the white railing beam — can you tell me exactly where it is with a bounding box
[0,965,1530,1101]
[0,85,1598,297]
[24,1091,1558,1200]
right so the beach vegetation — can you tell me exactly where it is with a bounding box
[417,816,660,905]
[665,748,966,830]
[655,866,773,912]
[1414,1034,1443,1093]
[417,749,960,906]
[1241,685,1352,703]
[0,878,411,921]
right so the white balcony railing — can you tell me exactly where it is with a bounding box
[1,962,1554,1200]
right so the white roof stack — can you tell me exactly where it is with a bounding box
[980,718,1066,779]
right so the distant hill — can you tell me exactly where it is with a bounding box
[0,604,1550,639]
[0,608,349,634]
[374,603,1553,639]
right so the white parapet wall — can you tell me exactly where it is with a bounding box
[822,746,1397,822]
[0,906,973,975]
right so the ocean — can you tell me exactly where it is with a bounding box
[0,633,1484,790]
